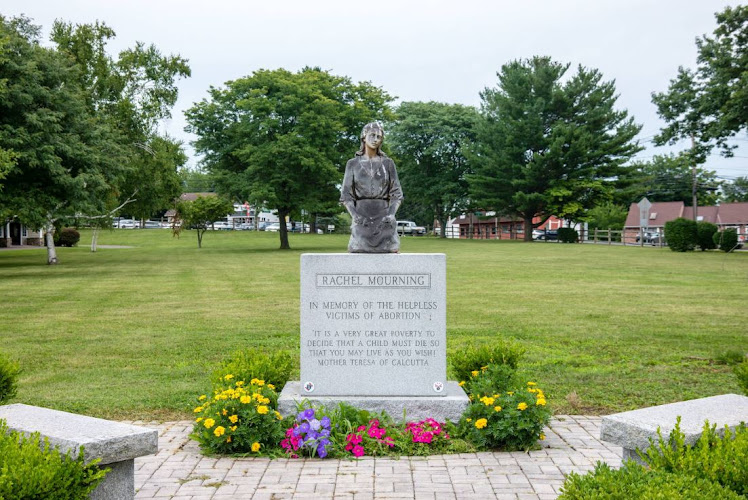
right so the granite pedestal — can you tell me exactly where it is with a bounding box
[279,253,469,421]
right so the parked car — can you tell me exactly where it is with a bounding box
[143,220,162,229]
[113,219,137,229]
[636,231,662,245]
[396,220,426,235]
[236,223,255,231]
[533,230,558,241]
[210,221,233,230]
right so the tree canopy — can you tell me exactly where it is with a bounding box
[388,101,479,237]
[653,5,748,159]
[176,195,234,248]
[623,154,720,207]
[722,177,748,202]
[186,67,393,249]
[468,56,642,240]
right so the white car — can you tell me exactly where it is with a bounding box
[113,219,138,229]
[210,221,233,230]
[396,220,426,236]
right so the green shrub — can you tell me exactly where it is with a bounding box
[641,417,748,496]
[735,361,748,396]
[557,227,579,243]
[55,228,81,247]
[559,461,742,500]
[449,341,525,383]
[212,349,296,389]
[191,378,285,455]
[664,217,697,252]
[463,363,519,398]
[457,380,551,451]
[713,228,740,252]
[0,352,19,404]
[715,349,746,365]
[0,420,108,499]
[696,221,718,251]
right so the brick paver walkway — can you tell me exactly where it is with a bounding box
[130,416,621,499]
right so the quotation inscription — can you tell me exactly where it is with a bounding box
[305,300,440,368]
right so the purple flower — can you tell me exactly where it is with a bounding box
[297,408,315,422]
[306,429,318,440]
[298,422,310,434]
[310,419,321,431]
[320,429,331,437]
[317,443,328,458]
[320,416,331,429]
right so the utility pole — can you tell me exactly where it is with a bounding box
[691,134,698,221]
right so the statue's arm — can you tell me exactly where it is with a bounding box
[340,160,362,223]
[386,159,403,219]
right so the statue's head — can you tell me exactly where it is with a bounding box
[356,122,385,156]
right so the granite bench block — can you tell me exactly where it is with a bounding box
[600,394,748,461]
[0,403,158,499]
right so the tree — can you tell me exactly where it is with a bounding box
[51,20,190,221]
[653,5,748,158]
[0,15,126,264]
[179,166,216,192]
[722,177,748,202]
[469,57,642,240]
[176,195,233,248]
[586,202,628,231]
[388,101,479,237]
[186,67,393,249]
[624,154,720,206]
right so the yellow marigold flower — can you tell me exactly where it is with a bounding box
[494,406,502,412]
[507,391,514,396]
[257,380,265,386]
[458,381,466,387]
[274,411,283,420]
[224,374,234,381]
[240,395,251,404]
[528,388,537,393]
[235,381,244,387]
[471,370,479,377]
[198,395,207,401]
[229,414,238,424]
[226,436,232,443]
[230,425,237,432]
[196,417,203,423]
[193,406,203,413]
[204,418,215,429]
[267,384,275,390]
[251,442,261,452]
[517,402,528,411]
[214,395,220,401]
[257,405,269,415]
[539,433,546,441]
[475,418,488,429]
[480,365,488,371]
[214,426,225,437]
[536,398,547,406]
[466,418,472,422]
[250,378,260,385]
[527,381,537,386]
[222,408,228,416]
[260,397,270,404]
[482,397,495,406]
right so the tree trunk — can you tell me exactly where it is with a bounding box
[45,225,58,265]
[439,216,448,238]
[278,210,290,249]
[523,216,534,242]
[90,227,99,252]
[310,214,317,235]
[197,228,204,248]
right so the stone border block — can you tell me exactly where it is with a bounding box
[600,394,748,461]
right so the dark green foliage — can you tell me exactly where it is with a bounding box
[469,56,641,240]
[0,420,108,499]
[586,202,628,231]
[641,418,748,496]
[449,341,525,383]
[186,67,393,250]
[696,221,718,250]
[557,228,579,243]
[559,461,743,500]
[176,195,234,248]
[213,349,296,389]
[735,361,748,395]
[624,155,719,207]
[713,228,739,252]
[387,101,479,238]
[723,177,748,202]
[55,228,81,247]
[0,352,19,404]
[664,217,697,252]
[464,364,519,398]
[715,349,746,365]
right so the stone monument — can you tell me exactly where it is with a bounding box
[278,123,468,421]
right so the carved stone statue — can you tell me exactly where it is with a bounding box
[340,122,403,253]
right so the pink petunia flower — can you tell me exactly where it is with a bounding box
[352,445,365,457]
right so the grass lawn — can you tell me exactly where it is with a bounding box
[0,229,746,420]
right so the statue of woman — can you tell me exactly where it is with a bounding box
[340,122,403,253]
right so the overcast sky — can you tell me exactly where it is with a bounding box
[3,0,746,180]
